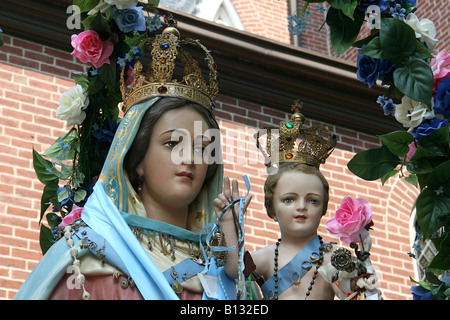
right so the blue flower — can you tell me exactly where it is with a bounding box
[390,3,406,19]
[113,6,146,33]
[288,11,311,36]
[434,77,450,116]
[317,6,326,13]
[412,118,449,141]
[376,95,395,115]
[89,68,98,76]
[411,285,434,300]
[356,49,395,88]
[357,0,391,12]
[145,15,162,32]
[117,57,126,67]
[434,186,445,196]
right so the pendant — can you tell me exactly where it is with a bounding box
[172,281,183,294]
[171,267,183,294]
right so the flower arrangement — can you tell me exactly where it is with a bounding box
[288,0,449,299]
[33,0,161,254]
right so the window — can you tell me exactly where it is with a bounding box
[159,0,245,30]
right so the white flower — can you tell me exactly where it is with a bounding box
[56,85,89,127]
[394,95,434,132]
[88,0,141,15]
[404,13,438,52]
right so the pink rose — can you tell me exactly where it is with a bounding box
[71,30,114,68]
[326,196,372,244]
[59,204,83,229]
[430,50,450,94]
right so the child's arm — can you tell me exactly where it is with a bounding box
[213,176,252,278]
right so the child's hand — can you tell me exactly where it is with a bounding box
[213,176,252,220]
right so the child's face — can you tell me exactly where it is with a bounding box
[272,170,325,238]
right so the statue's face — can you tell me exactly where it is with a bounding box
[136,106,211,211]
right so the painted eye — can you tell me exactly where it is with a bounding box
[310,199,319,205]
[283,198,294,204]
[164,141,179,148]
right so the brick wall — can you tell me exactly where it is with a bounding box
[3,0,445,299]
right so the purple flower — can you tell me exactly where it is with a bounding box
[113,6,146,33]
[356,50,395,88]
[434,77,450,116]
[412,118,449,141]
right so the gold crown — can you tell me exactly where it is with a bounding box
[256,100,337,169]
[120,14,218,114]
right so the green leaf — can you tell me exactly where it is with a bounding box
[326,7,365,54]
[416,161,450,238]
[418,125,450,157]
[427,159,450,191]
[407,158,434,175]
[381,169,399,185]
[39,181,60,223]
[327,0,351,10]
[33,149,59,185]
[89,12,112,39]
[341,1,357,20]
[378,130,414,156]
[428,233,450,274]
[393,58,433,107]
[73,0,99,13]
[413,40,433,60]
[98,61,117,90]
[347,145,401,181]
[380,18,416,64]
[405,174,418,187]
[74,189,87,203]
[41,128,78,161]
[73,73,90,91]
[360,36,385,59]
[39,224,54,255]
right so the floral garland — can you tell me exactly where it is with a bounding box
[288,0,449,299]
[33,0,161,254]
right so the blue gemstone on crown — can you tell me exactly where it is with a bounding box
[160,43,169,50]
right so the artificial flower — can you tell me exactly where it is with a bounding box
[326,196,373,244]
[434,77,450,116]
[412,118,449,141]
[356,51,395,88]
[411,285,434,300]
[357,0,390,12]
[71,30,114,68]
[112,6,146,33]
[406,141,416,160]
[56,85,90,127]
[404,13,438,52]
[430,50,450,94]
[394,95,435,132]
[59,204,83,229]
[376,95,395,115]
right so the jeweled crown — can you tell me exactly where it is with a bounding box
[256,100,337,169]
[120,14,218,114]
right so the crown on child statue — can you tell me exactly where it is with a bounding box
[120,13,218,115]
[256,100,337,169]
